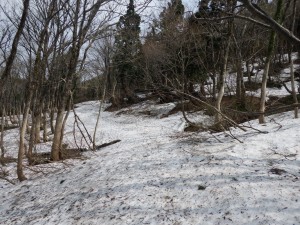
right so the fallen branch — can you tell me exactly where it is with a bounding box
[0,175,15,185]
[176,90,247,132]
[96,140,121,150]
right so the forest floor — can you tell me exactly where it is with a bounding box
[1,55,300,224]
[0,98,300,225]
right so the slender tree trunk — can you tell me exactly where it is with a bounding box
[246,61,252,84]
[27,113,35,165]
[17,90,33,181]
[93,79,107,150]
[34,111,41,143]
[42,108,48,142]
[290,53,298,118]
[50,106,55,134]
[259,0,284,123]
[211,73,216,99]
[0,0,30,90]
[215,34,231,126]
[259,60,271,123]
[290,0,298,118]
[1,107,6,158]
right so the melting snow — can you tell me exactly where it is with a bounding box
[0,100,300,225]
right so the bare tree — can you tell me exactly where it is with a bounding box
[259,0,284,124]
[238,0,300,46]
[50,0,117,161]
[0,0,30,91]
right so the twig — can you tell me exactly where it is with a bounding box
[0,175,15,185]
[270,118,283,131]
[241,125,268,134]
[226,127,243,143]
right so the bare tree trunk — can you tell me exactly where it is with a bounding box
[59,98,72,158]
[0,0,30,90]
[259,0,284,123]
[42,108,48,142]
[34,111,41,143]
[290,54,298,118]
[1,107,6,158]
[232,28,246,108]
[50,105,55,134]
[27,113,35,165]
[259,60,270,123]
[17,90,33,181]
[93,78,107,150]
[290,0,298,118]
[215,35,231,126]
[246,61,252,83]
[50,108,65,161]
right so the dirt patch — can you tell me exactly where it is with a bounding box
[269,168,287,175]
[168,101,202,116]
[277,94,300,105]
[1,125,19,131]
[244,81,261,91]
[0,156,17,165]
[184,125,202,132]
[266,80,282,89]
[29,148,85,165]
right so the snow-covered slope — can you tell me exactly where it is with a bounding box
[0,101,299,225]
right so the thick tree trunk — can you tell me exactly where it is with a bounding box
[50,108,64,161]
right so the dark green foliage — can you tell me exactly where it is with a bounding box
[195,0,226,18]
[160,0,184,24]
[113,0,141,101]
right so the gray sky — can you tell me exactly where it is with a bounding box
[182,0,198,11]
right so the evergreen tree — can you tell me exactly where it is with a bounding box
[113,0,141,103]
[160,0,185,33]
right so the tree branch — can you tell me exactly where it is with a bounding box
[238,0,300,46]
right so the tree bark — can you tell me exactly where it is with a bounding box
[259,0,284,124]
[17,90,33,181]
[289,0,298,118]
[1,107,6,158]
[215,38,230,126]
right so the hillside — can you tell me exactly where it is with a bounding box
[1,100,299,225]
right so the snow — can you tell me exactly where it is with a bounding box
[1,99,300,225]
[1,54,300,224]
